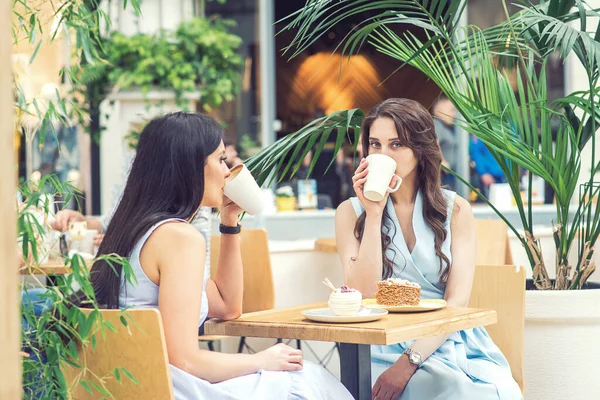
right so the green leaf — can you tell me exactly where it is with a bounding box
[80,380,93,394]
[121,367,139,384]
[89,381,111,396]
[29,39,42,65]
[307,126,334,177]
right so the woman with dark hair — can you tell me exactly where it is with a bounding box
[335,99,521,400]
[89,112,351,399]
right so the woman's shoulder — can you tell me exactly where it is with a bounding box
[448,193,474,225]
[148,220,206,252]
[337,197,362,218]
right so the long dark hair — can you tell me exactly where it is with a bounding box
[84,112,223,308]
[354,98,452,283]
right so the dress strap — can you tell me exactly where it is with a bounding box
[349,197,364,217]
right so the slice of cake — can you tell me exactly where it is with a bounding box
[375,278,421,306]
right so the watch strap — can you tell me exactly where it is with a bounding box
[404,348,423,367]
[219,223,241,235]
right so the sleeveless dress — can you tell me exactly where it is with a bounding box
[350,190,523,400]
[119,218,352,400]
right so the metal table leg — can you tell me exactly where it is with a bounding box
[339,343,371,400]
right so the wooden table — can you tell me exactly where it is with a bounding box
[204,302,497,399]
[314,238,337,253]
[18,260,92,276]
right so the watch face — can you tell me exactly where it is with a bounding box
[409,353,421,364]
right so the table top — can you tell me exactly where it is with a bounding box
[204,302,497,345]
[18,260,92,275]
[314,238,337,253]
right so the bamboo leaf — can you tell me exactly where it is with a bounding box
[80,381,93,394]
[29,39,42,65]
[121,368,139,384]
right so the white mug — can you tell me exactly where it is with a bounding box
[70,229,98,256]
[363,154,402,202]
[223,164,264,215]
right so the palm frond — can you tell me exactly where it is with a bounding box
[555,90,600,150]
[280,0,466,59]
[514,2,600,71]
[245,109,365,187]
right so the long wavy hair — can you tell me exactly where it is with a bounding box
[353,98,452,283]
[76,112,223,309]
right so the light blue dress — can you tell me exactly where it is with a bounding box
[350,191,523,400]
[119,218,353,400]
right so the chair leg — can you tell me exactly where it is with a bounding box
[296,339,302,350]
[238,337,246,353]
[276,338,283,344]
[207,341,214,352]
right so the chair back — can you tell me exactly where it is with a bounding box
[469,264,525,393]
[210,229,275,313]
[64,308,174,400]
[475,219,513,265]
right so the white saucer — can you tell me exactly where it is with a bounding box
[362,298,447,313]
[301,307,388,323]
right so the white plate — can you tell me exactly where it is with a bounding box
[362,299,447,313]
[301,307,388,323]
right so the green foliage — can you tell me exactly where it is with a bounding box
[238,133,261,159]
[13,1,140,398]
[18,174,136,399]
[253,0,600,290]
[75,17,243,113]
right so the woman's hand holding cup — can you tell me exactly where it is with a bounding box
[223,164,264,217]
[353,156,401,216]
[221,195,244,226]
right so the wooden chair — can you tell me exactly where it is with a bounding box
[198,229,277,352]
[315,219,515,264]
[63,308,174,400]
[469,264,525,393]
[475,219,513,265]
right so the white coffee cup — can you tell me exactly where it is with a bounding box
[363,154,402,202]
[223,164,264,215]
[70,229,98,255]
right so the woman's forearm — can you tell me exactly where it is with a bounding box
[346,214,384,297]
[212,221,244,317]
[406,333,449,363]
[403,295,467,365]
[176,349,259,383]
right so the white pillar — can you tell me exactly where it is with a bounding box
[564,0,600,189]
[258,0,276,148]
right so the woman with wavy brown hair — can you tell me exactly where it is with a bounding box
[335,98,521,400]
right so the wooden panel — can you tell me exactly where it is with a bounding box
[0,0,20,395]
[475,219,513,265]
[469,265,525,393]
[63,309,174,400]
[211,229,275,313]
[205,302,496,345]
[314,238,337,253]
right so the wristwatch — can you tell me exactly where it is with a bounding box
[219,223,241,235]
[403,348,423,367]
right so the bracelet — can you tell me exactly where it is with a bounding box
[219,223,241,235]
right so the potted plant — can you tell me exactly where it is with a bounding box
[246,1,600,398]
[13,0,138,397]
[275,185,297,212]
